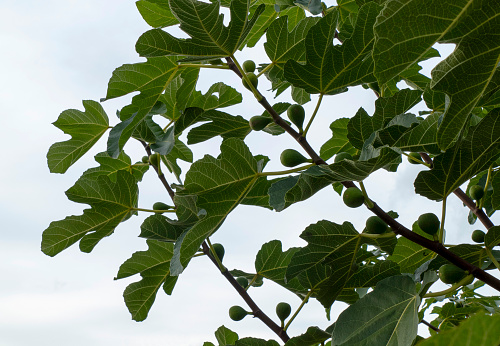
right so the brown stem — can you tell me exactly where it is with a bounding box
[367,201,500,291]
[140,141,176,202]
[201,242,290,343]
[419,153,494,230]
[421,319,440,333]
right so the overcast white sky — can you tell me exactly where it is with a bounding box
[1,1,498,346]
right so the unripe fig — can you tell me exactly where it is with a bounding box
[149,153,161,167]
[439,264,467,284]
[276,302,291,321]
[249,116,272,131]
[334,152,353,163]
[364,216,387,234]
[471,229,485,243]
[212,243,225,262]
[280,149,311,167]
[287,104,305,131]
[242,60,256,73]
[152,202,172,213]
[229,305,248,321]
[242,72,258,90]
[236,277,249,288]
[417,213,440,235]
[342,187,364,208]
[141,156,149,164]
[408,152,422,164]
[469,185,484,200]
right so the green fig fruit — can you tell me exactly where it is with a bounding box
[364,216,387,234]
[334,152,353,163]
[287,104,305,131]
[276,302,291,321]
[141,156,149,164]
[469,185,484,200]
[242,60,256,73]
[280,149,311,167]
[212,243,225,262]
[471,229,485,243]
[236,277,249,288]
[229,305,248,321]
[439,264,467,284]
[149,153,161,167]
[249,116,272,131]
[407,152,422,164]
[417,213,440,235]
[152,202,172,213]
[242,72,258,90]
[342,187,364,208]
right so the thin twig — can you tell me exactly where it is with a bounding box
[201,242,290,343]
[140,141,176,202]
[419,153,495,230]
[421,319,440,333]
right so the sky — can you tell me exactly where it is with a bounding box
[1,1,499,346]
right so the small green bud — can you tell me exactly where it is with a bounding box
[471,229,485,243]
[276,302,291,321]
[236,277,249,288]
[469,185,484,200]
[212,243,225,262]
[364,216,387,234]
[417,213,440,235]
[152,202,172,213]
[342,187,364,208]
[229,306,248,321]
[287,104,305,131]
[407,152,422,164]
[280,149,311,167]
[249,116,272,131]
[242,60,256,73]
[242,72,258,90]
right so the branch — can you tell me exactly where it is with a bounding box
[419,153,495,230]
[226,64,500,292]
[140,141,176,202]
[420,319,440,333]
[201,242,290,343]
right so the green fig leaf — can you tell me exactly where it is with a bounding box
[47,100,109,173]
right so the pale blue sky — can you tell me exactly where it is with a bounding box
[1,1,498,346]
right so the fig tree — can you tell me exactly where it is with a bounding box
[242,60,256,73]
[334,152,353,163]
[242,72,258,90]
[407,152,422,164]
[364,216,387,234]
[471,229,485,243]
[469,185,484,200]
[276,302,291,321]
[249,116,272,131]
[236,277,249,288]
[229,305,248,321]
[212,243,225,262]
[439,264,467,284]
[287,104,305,131]
[280,149,311,167]
[342,187,364,208]
[152,202,172,212]
[417,213,440,235]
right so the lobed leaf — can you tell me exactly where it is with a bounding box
[47,100,109,173]
[116,240,177,321]
[135,0,265,59]
[415,110,500,201]
[284,3,382,95]
[41,171,138,256]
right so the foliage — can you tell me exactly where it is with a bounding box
[44,0,500,345]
